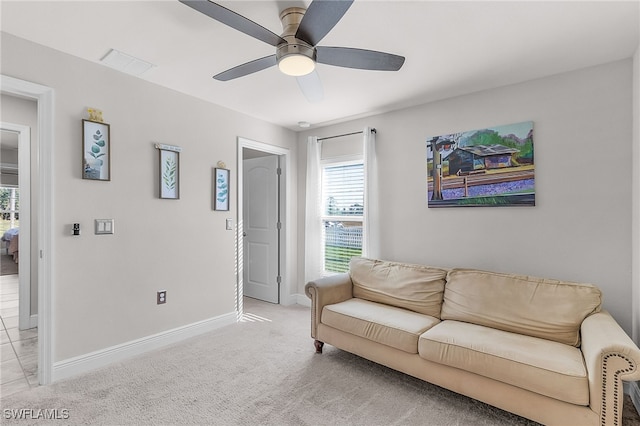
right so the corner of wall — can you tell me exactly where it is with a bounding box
[633,45,640,418]
[633,45,640,346]
[295,294,311,307]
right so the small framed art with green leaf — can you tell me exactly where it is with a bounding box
[159,149,180,199]
[82,119,110,181]
[214,168,229,211]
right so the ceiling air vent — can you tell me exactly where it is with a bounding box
[100,49,155,76]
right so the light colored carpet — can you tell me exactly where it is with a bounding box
[1,297,638,425]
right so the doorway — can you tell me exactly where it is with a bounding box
[237,138,290,311]
[1,75,54,385]
[1,122,32,330]
[0,120,35,395]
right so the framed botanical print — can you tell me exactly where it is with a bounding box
[82,120,110,181]
[159,149,180,199]
[214,168,229,211]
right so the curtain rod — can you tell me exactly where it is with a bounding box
[317,128,376,142]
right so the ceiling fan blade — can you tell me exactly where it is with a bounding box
[295,0,354,46]
[316,46,405,71]
[213,55,277,81]
[180,0,286,47]
[297,70,324,103]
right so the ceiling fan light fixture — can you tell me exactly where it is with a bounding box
[277,42,316,77]
[278,54,315,76]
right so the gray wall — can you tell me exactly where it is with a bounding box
[298,59,636,335]
[1,33,298,361]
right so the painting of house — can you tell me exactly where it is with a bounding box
[448,144,520,173]
[426,121,534,207]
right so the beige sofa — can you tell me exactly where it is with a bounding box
[304,257,640,426]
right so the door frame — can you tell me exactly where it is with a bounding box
[0,121,31,330]
[236,137,290,313]
[1,75,54,385]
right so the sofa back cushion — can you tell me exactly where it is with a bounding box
[350,257,448,318]
[441,269,602,346]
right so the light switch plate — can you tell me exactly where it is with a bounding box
[95,219,114,235]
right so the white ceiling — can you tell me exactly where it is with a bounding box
[2,1,639,131]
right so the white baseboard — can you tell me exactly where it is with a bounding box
[280,293,298,306]
[52,311,237,382]
[630,381,640,417]
[29,314,37,329]
[280,293,310,307]
[295,293,311,307]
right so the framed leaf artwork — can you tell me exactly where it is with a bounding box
[159,149,179,199]
[214,168,229,211]
[82,119,110,181]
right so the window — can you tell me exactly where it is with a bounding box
[0,187,19,235]
[321,161,364,273]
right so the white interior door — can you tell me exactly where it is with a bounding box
[243,155,280,303]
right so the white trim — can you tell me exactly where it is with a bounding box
[295,293,311,307]
[29,314,38,329]
[237,138,291,309]
[52,311,237,382]
[17,123,30,332]
[0,122,31,331]
[1,75,54,385]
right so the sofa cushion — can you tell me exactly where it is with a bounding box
[322,298,440,354]
[350,257,448,318]
[441,269,602,346]
[418,320,589,405]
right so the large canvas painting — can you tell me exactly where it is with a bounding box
[426,121,534,207]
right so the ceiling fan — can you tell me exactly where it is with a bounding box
[179,0,405,102]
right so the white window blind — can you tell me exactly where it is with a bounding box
[321,161,364,273]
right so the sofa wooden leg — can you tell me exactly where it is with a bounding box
[314,340,324,354]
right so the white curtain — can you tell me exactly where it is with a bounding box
[363,127,380,259]
[304,136,323,282]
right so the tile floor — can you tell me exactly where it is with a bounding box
[0,272,38,397]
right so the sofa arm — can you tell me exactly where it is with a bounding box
[304,273,353,339]
[581,310,640,425]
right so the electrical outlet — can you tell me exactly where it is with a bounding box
[157,290,167,304]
